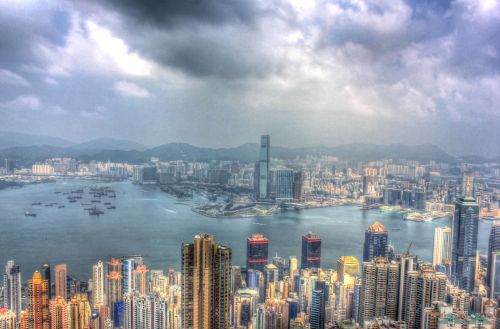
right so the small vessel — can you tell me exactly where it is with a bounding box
[107,206,116,209]
[25,211,36,217]
[89,207,104,216]
[91,200,101,203]
[32,202,42,205]
[58,205,65,208]
[45,204,53,207]
[104,202,111,205]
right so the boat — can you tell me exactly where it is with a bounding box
[31,202,42,205]
[45,204,53,207]
[58,205,65,208]
[25,211,36,217]
[89,207,104,216]
[91,200,101,203]
[104,202,111,205]
[107,206,116,209]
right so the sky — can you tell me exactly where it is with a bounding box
[0,0,499,156]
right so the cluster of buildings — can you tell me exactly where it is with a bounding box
[1,174,500,329]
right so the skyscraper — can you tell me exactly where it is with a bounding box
[0,308,16,329]
[275,169,294,202]
[487,220,500,298]
[359,257,400,326]
[49,296,69,329]
[54,264,67,300]
[247,234,269,272]
[69,294,92,329]
[255,135,270,200]
[337,256,360,283]
[301,233,321,269]
[310,281,327,329]
[133,265,149,296]
[26,271,49,329]
[181,234,231,329]
[432,227,452,268]
[122,256,143,295]
[2,261,21,321]
[40,264,51,300]
[451,172,479,292]
[402,265,447,329]
[92,261,105,308]
[363,222,388,262]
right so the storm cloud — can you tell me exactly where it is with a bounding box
[0,0,499,156]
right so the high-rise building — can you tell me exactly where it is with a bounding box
[363,222,388,262]
[133,265,149,297]
[124,292,167,329]
[106,258,122,311]
[402,265,447,329]
[337,256,360,283]
[69,294,91,329]
[293,171,304,202]
[4,159,14,174]
[0,308,16,329]
[310,281,327,329]
[255,135,270,200]
[397,253,416,321]
[122,256,143,296]
[49,296,69,329]
[26,271,49,329]
[451,172,479,292]
[54,264,67,300]
[40,264,51,300]
[358,257,400,326]
[487,221,500,298]
[247,234,269,272]
[92,261,105,308]
[432,227,452,268]
[181,234,231,329]
[2,260,22,321]
[301,233,321,269]
[275,169,294,202]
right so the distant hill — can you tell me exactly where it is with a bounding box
[0,141,460,167]
[74,138,148,151]
[0,131,75,149]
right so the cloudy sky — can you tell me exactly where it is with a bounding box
[0,0,499,156]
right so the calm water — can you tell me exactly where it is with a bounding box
[0,180,492,281]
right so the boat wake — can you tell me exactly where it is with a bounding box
[162,207,177,214]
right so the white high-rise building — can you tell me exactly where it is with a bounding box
[432,226,452,267]
[92,261,105,307]
[2,260,21,321]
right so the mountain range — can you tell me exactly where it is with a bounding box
[0,131,497,166]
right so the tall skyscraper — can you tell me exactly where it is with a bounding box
[432,227,452,267]
[301,233,321,269]
[402,265,447,329]
[275,169,294,202]
[4,159,14,174]
[358,257,400,326]
[69,294,92,329]
[40,264,51,300]
[255,135,270,200]
[363,221,388,262]
[337,256,360,283]
[133,265,149,296]
[54,264,67,300]
[247,234,269,272]
[49,296,69,329]
[26,271,49,329]
[310,281,327,329]
[122,256,143,295]
[92,261,105,308]
[106,258,122,311]
[451,172,479,292]
[487,220,500,298]
[181,234,231,329]
[2,261,21,321]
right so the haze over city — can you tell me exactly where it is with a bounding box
[1,0,499,156]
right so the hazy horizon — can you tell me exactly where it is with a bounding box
[1,1,499,156]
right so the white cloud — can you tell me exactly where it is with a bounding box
[0,69,30,86]
[44,77,58,85]
[113,80,151,98]
[37,15,154,77]
[0,94,41,110]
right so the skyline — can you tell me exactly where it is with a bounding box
[0,1,499,156]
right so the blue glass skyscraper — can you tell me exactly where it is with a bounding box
[451,172,479,293]
[363,221,388,262]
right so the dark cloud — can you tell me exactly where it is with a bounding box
[82,0,261,27]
